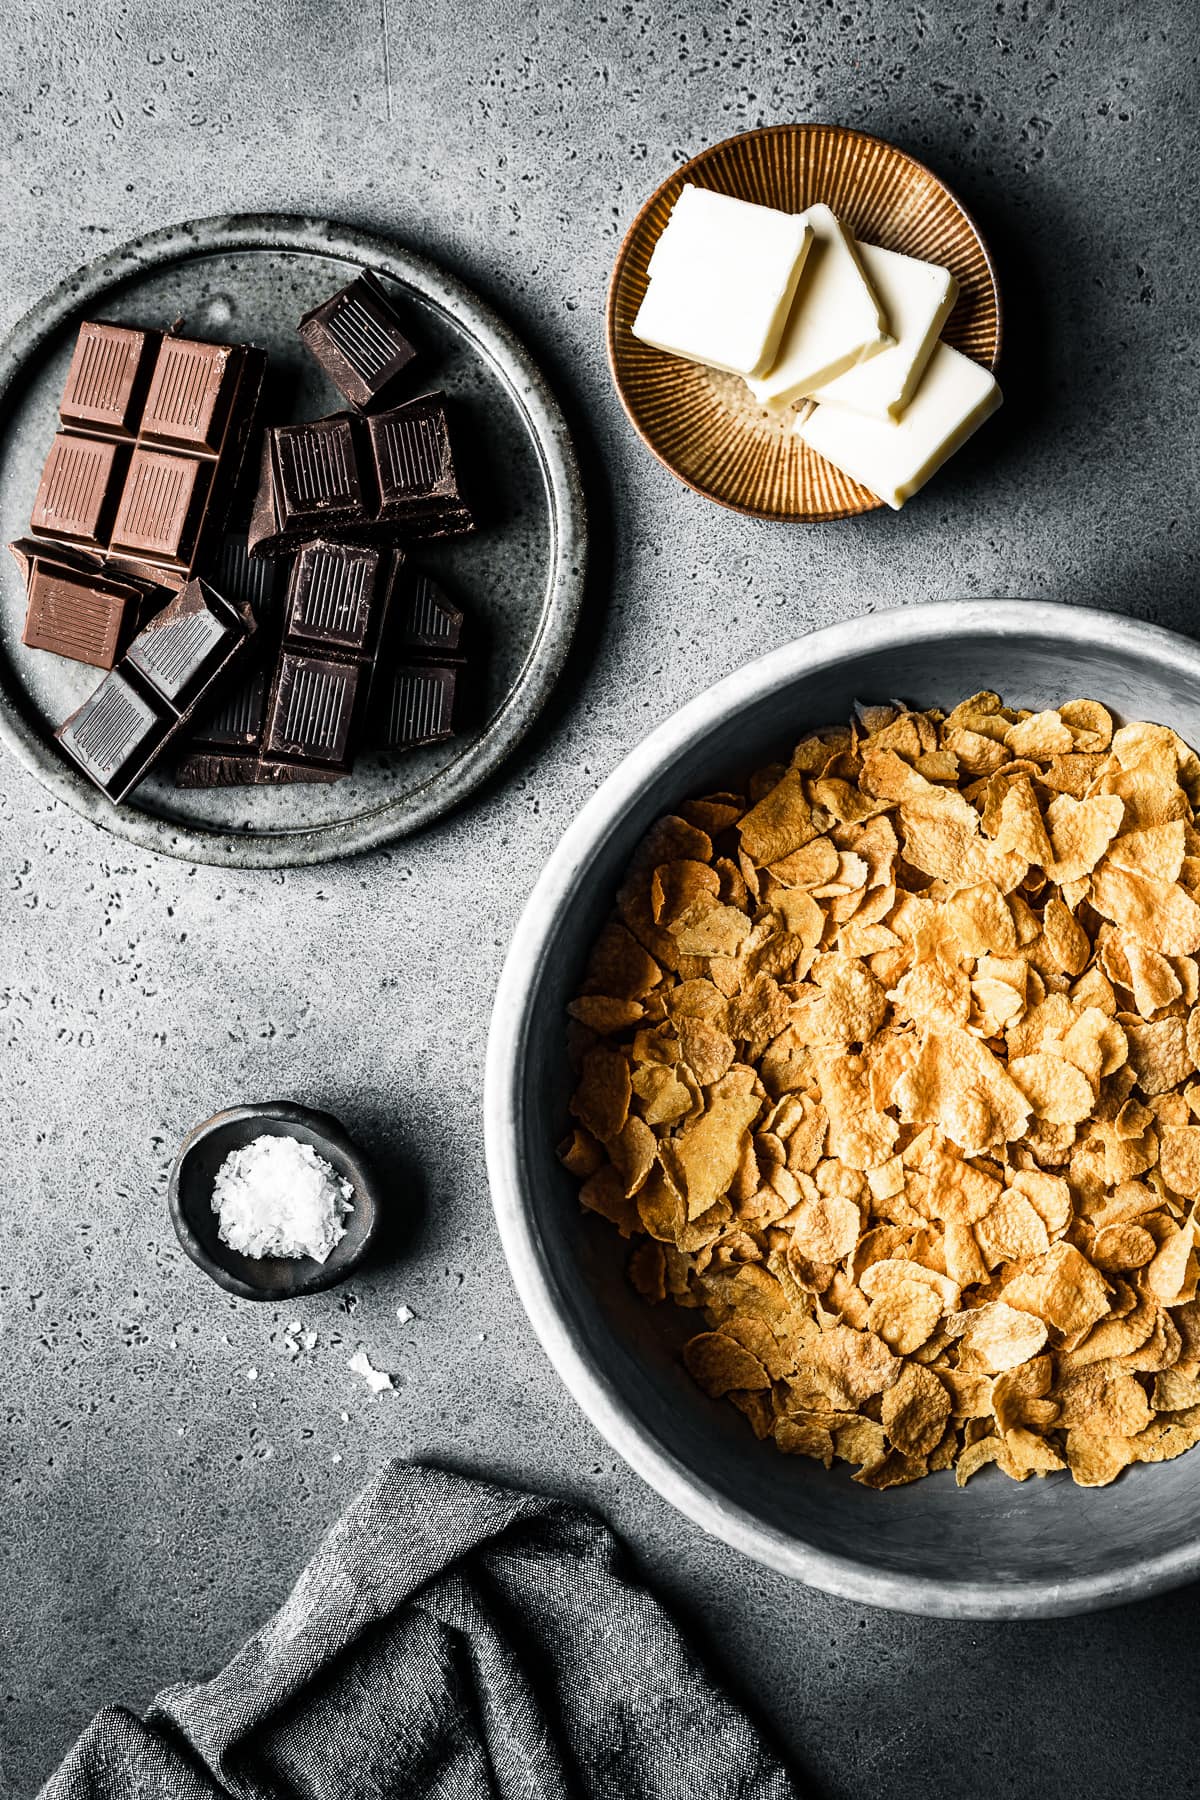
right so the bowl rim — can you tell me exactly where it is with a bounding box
[485,598,1200,1618]
[168,1100,379,1301]
[605,121,1003,522]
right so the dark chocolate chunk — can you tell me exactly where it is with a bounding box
[188,667,269,750]
[174,747,341,787]
[212,529,280,621]
[284,539,396,655]
[109,448,210,562]
[57,671,167,794]
[366,392,464,522]
[124,577,238,704]
[297,272,417,411]
[392,568,463,657]
[59,323,159,436]
[57,577,254,802]
[262,650,361,769]
[30,433,128,545]
[370,663,457,751]
[22,558,143,669]
[247,399,474,559]
[139,336,237,451]
[271,417,364,533]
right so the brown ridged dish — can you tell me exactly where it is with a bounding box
[606,124,1002,521]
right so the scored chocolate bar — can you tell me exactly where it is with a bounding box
[57,578,255,803]
[297,271,417,412]
[247,392,473,558]
[20,321,264,595]
[178,537,398,787]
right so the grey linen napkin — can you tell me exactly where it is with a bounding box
[41,1460,800,1800]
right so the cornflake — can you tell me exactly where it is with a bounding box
[563,695,1200,1488]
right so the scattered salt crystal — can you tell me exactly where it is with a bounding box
[396,1304,415,1324]
[331,1453,342,1464]
[211,1134,353,1262]
[348,1348,393,1395]
[287,1318,302,1332]
[339,1411,350,1424]
[300,1330,319,1351]
[246,1367,258,1381]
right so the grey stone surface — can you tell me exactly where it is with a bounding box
[0,0,1197,1795]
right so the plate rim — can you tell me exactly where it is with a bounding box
[0,213,587,868]
[605,121,1003,523]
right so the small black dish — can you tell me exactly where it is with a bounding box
[168,1101,381,1301]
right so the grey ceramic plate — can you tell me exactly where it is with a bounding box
[0,215,586,867]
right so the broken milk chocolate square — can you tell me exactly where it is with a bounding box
[22,558,143,669]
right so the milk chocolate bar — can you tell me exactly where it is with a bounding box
[21,322,264,595]
[57,578,255,802]
[247,392,473,557]
[297,272,416,411]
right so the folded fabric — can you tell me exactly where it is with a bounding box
[41,1459,801,1799]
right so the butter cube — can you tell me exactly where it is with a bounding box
[795,340,1001,510]
[803,242,959,421]
[632,184,813,379]
[746,205,892,410]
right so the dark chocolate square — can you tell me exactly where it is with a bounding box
[271,417,364,531]
[188,667,269,750]
[392,569,463,657]
[30,433,128,545]
[57,670,167,793]
[212,530,280,622]
[371,663,457,751]
[297,272,417,411]
[140,336,237,451]
[262,650,361,768]
[124,578,237,706]
[59,323,158,435]
[109,449,210,562]
[366,393,460,519]
[284,540,390,654]
[22,560,141,669]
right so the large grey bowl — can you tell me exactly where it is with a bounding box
[485,598,1200,1619]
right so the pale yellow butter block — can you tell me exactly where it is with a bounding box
[745,204,892,410]
[803,242,959,421]
[632,184,813,378]
[795,340,1001,509]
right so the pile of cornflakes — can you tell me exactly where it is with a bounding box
[560,694,1200,1488]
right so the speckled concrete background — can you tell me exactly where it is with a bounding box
[2,2,1198,1795]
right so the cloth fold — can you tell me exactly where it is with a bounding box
[41,1460,800,1800]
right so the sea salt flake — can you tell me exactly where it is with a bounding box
[349,1348,394,1395]
[211,1134,354,1262]
[396,1304,415,1324]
